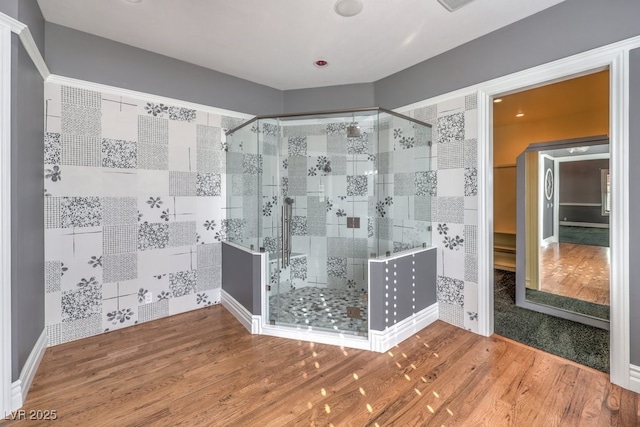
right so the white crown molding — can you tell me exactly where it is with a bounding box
[46,75,253,120]
[0,12,26,34]
[0,12,49,80]
[18,27,49,80]
[394,35,640,115]
[10,330,47,411]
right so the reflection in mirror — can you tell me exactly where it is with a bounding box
[515,136,610,329]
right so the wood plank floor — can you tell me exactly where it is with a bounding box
[539,242,610,305]
[4,305,637,426]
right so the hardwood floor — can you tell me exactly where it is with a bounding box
[539,242,610,305]
[4,305,637,426]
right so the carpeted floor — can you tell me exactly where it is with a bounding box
[559,225,609,247]
[525,288,610,320]
[494,270,609,373]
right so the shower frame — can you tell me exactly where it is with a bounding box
[222,107,439,352]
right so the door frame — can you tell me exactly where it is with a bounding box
[477,38,637,389]
[0,20,12,417]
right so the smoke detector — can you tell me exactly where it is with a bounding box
[437,0,477,12]
[334,0,363,17]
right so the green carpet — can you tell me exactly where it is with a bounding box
[559,225,609,247]
[525,288,610,320]
[494,270,609,373]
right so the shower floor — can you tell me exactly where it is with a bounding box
[268,287,368,335]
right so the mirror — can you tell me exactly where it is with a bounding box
[515,135,610,329]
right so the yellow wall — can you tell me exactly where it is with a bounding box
[493,107,609,234]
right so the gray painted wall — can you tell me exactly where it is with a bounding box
[44,22,284,117]
[629,47,640,366]
[221,243,262,316]
[374,0,640,109]
[369,249,437,332]
[559,159,610,225]
[282,83,375,114]
[8,1,45,381]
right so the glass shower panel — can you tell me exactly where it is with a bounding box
[225,108,431,339]
[225,121,259,249]
[264,111,376,336]
[377,112,432,255]
[258,118,283,325]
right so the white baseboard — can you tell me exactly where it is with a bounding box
[370,303,439,353]
[222,290,438,353]
[629,364,640,393]
[11,329,47,411]
[260,324,371,351]
[221,289,260,334]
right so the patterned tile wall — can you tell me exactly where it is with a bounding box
[242,115,433,297]
[43,83,245,346]
[407,94,479,333]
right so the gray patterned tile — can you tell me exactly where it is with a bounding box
[103,253,137,283]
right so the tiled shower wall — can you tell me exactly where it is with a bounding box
[238,117,433,296]
[405,94,479,333]
[43,82,245,346]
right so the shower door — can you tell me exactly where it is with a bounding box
[263,112,377,337]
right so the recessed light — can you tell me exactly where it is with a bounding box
[516,113,525,118]
[314,60,329,68]
[493,98,502,103]
[335,0,363,17]
[125,0,142,3]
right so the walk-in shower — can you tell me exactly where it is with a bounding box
[222,108,437,350]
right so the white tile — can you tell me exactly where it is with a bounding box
[464,208,478,226]
[138,247,172,277]
[102,169,138,197]
[45,83,62,133]
[101,95,139,141]
[437,97,465,117]
[172,196,198,222]
[168,144,195,172]
[168,120,197,147]
[437,169,465,197]
[45,292,62,326]
[169,293,198,315]
[464,110,478,140]
[464,195,478,210]
[168,246,197,272]
[139,275,171,299]
[59,166,103,197]
[45,229,63,261]
[138,170,169,196]
[307,135,327,155]
[463,281,479,333]
[196,111,221,127]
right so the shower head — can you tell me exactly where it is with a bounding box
[284,197,295,205]
[347,124,361,138]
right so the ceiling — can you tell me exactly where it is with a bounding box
[37,0,564,90]
[493,70,610,128]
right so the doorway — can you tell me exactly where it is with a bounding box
[491,70,611,370]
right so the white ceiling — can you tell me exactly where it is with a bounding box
[37,0,565,90]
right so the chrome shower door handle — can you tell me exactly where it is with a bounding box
[281,205,287,269]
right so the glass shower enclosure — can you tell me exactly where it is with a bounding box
[225,108,432,338]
